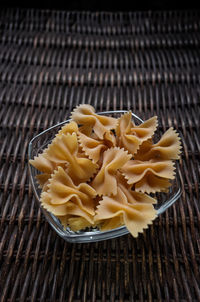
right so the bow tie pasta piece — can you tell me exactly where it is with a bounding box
[116,112,158,155]
[91,147,132,196]
[121,160,175,193]
[104,131,117,147]
[29,122,79,185]
[78,130,116,164]
[58,215,94,231]
[29,154,59,192]
[44,132,77,163]
[79,124,93,136]
[56,121,78,138]
[47,166,97,216]
[98,216,124,230]
[41,193,94,230]
[29,122,79,173]
[67,217,95,232]
[44,132,98,182]
[71,104,118,139]
[78,132,107,163]
[95,184,157,237]
[29,153,57,174]
[36,173,51,192]
[133,174,171,193]
[134,128,182,161]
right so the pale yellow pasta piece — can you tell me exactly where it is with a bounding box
[47,166,96,215]
[40,167,96,229]
[116,112,158,155]
[56,121,78,138]
[29,153,56,174]
[58,216,68,229]
[121,160,175,193]
[29,154,58,192]
[134,127,182,161]
[99,216,124,230]
[71,104,118,139]
[104,131,116,147]
[95,183,157,237]
[41,191,69,216]
[42,194,94,228]
[30,122,79,173]
[78,129,116,163]
[78,132,107,163]
[79,124,93,136]
[67,217,93,231]
[91,147,132,196]
[63,202,94,224]
[44,132,98,182]
[36,173,51,192]
[134,174,171,193]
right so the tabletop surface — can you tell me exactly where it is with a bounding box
[0,8,200,302]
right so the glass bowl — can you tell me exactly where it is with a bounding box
[28,110,182,243]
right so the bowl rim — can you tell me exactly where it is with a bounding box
[28,110,182,243]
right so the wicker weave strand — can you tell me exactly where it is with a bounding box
[0,8,200,302]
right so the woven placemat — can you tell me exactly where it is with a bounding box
[0,8,200,302]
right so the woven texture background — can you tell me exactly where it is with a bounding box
[0,8,200,302]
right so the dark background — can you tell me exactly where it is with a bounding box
[1,0,200,11]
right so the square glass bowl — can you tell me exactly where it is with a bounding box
[28,110,181,243]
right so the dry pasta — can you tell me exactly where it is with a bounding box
[71,104,118,139]
[116,112,158,155]
[29,104,181,237]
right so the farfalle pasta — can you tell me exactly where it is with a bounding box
[71,104,118,139]
[44,132,98,182]
[121,160,175,193]
[91,147,131,196]
[134,127,181,161]
[41,166,96,229]
[29,104,181,238]
[56,121,78,137]
[29,153,58,191]
[78,132,107,163]
[95,177,157,237]
[78,131,117,164]
[29,153,57,174]
[116,111,158,155]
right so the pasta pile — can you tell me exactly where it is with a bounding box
[29,105,181,237]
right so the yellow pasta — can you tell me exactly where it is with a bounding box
[44,132,98,182]
[78,131,116,164]
[91,147,132,196]
[104,131,116,147]
[71,104,118,139]
[29,105,181,237]
[41,166,97,228]
[116,112,158,155]
[95,180,157,237]
[78,132,107,163]
[121,160,175,193]
[29,154,58,192]
[78,124,93,136]
[47,166,96,214]
[134,127,181,161]
[56,121,78,138]
[67,217,95,232]
[29,153,56,174]
[30,121,80,190]
[42,193,94,229]
[36,173,51,192]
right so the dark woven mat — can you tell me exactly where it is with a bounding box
[0,8,200,302]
